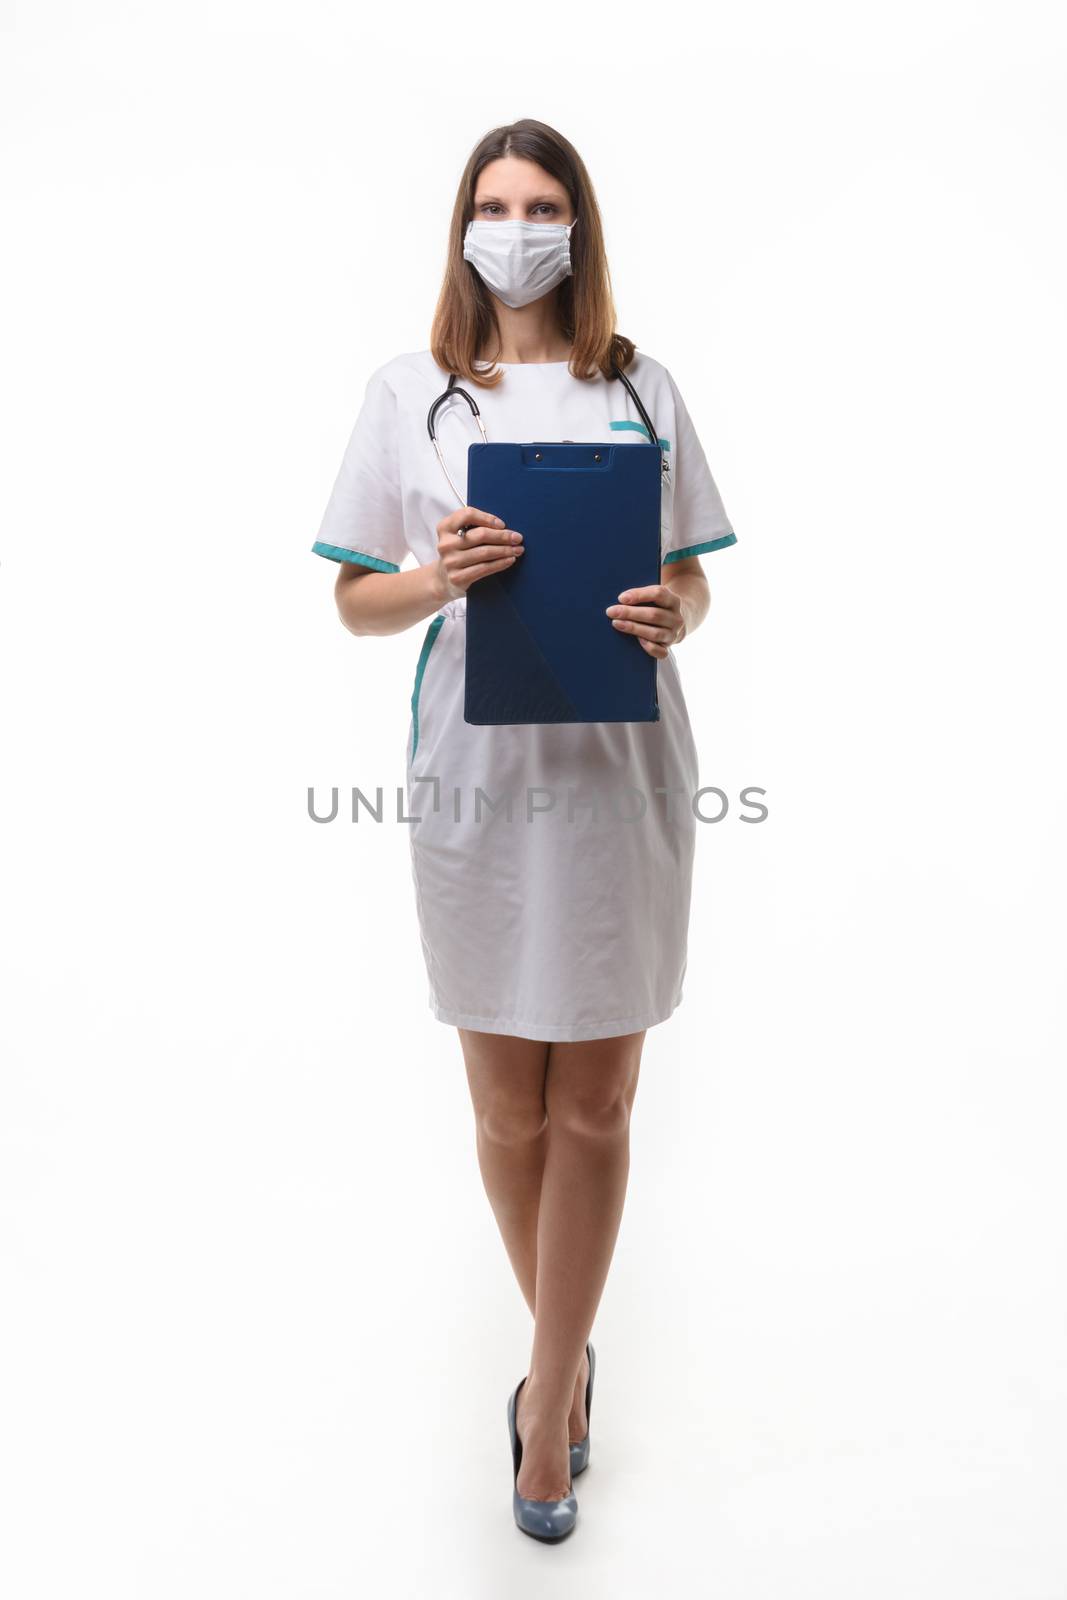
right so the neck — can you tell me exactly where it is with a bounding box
[481,296,571,364]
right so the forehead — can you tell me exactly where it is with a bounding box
[474,156,567,199]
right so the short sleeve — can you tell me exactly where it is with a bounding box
[661,368,737,564]
[311,366,412,573]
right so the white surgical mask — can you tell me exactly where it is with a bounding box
[463,217,576,308]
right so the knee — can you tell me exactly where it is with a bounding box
[546,1083,633,1140]
[476,1097,549,1147]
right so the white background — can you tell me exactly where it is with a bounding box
[3,2,1066,1595]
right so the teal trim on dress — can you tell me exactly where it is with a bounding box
[410,614,445,761]
[663,533,738,562]
[311,540,400,573]
[609,420,671,450]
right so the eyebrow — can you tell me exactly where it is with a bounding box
[475,194,567,206]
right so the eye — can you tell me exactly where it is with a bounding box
[478,203,504,216]
[531,204,559,216]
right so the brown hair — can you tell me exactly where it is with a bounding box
[429,119,636,389]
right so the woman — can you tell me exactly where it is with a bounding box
[311,119,737,1542]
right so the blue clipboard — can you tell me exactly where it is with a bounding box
[464,441,662,725]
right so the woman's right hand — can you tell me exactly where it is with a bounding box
[434,506,524,601]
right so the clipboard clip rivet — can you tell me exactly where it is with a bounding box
[534,450,543,461]
[593,452,602,461]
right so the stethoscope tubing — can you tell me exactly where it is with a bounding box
[427,375,486,506]
[426,363,667,512]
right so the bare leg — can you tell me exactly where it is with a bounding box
[458,1026,620,1453]
[458,1026,550,1317]
[514,1030,645,1499]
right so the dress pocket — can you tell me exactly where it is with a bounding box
[410,614,445,762]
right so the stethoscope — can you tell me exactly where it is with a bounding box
[426,362,668,519]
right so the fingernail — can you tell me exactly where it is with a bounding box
[494,517,505,526]
[510,532,523,542]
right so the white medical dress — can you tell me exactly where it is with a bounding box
[312,350,737,1041]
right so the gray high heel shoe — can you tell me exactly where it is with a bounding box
[569,1341,596,1477]
[507,1376,578,1542]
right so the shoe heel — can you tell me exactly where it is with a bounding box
[569,1340,596,1478]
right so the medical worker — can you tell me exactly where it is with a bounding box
[312,118,738,1541]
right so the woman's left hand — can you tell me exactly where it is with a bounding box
[605,584,685,659]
